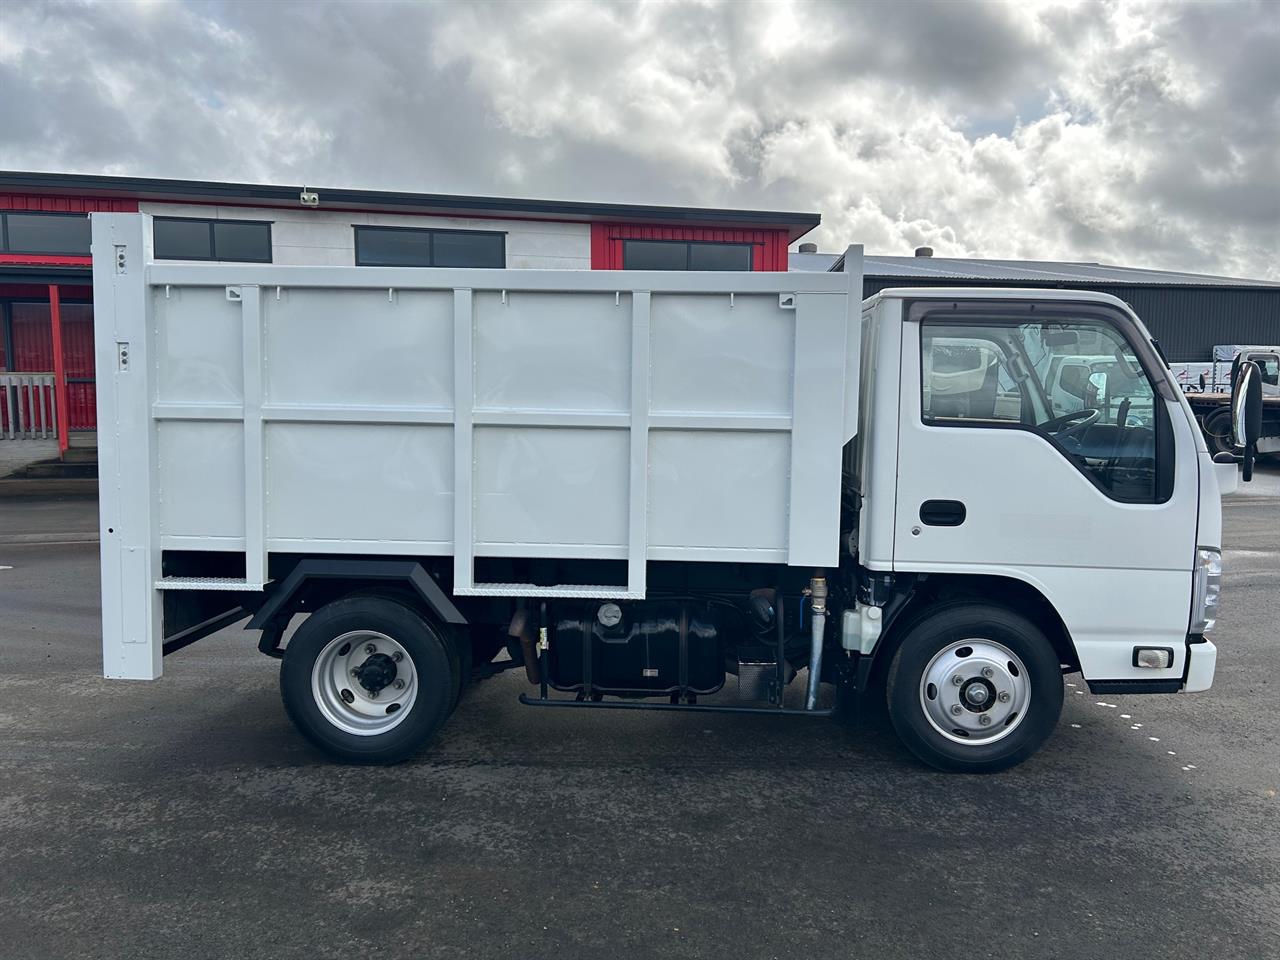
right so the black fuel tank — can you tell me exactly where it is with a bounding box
[548,601,724,697]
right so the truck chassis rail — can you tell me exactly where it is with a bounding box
[517,693,837,718]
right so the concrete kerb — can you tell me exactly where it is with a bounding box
[0,479,99,499]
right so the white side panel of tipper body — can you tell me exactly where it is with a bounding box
[93,214,163,679]
[93,211,863,677]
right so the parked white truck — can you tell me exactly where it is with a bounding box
[90,214,1264,772]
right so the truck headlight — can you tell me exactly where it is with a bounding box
[1190,547,1222,634]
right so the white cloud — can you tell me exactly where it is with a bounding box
[0,0,1275,279]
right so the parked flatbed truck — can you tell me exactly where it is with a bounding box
[1171,349,1280,457]
[90,213,1263,772]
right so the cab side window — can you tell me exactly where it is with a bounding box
[921,317,1167,503]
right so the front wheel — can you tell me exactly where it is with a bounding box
[280,596,456,764]
[885,603,1063,773]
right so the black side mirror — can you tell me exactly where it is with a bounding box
[1232,360,1264,482]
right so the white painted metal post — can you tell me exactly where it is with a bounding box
[452,288,475,591]
[842,244,865,443]
[92,213,163,679]
[627,290,651,596]
[240,285,267,588]
[786,292,850,568]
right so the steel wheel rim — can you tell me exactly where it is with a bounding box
[919,638,1031,745]
[311,630,417,736]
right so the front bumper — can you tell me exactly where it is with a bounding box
[1183,638,1218,693]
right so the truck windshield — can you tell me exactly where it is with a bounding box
[922,317,1165,502]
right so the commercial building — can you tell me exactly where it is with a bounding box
[791,246,1280,361]
[0,171,819,457]
[5,169,1275,463]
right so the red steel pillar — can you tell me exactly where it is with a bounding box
[48,284,70,456]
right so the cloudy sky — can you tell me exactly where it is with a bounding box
[1,0,1277,278]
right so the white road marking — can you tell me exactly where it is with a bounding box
[1148,737,1160,742]
[0,565,13,571]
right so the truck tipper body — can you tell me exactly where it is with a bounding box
[90,213,1248,772]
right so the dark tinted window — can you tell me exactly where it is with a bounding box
[622,239,753,270]
[623,240,689,270]
[355,227,432,266]
[153,218,272,262]
[214,220,272,262]
[3,213,90,254]
[689,242,751,271]
[153,218,212,259]
[355,226,505,267]
[432,231,504,268]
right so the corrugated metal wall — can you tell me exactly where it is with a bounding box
[0,194,137,213]
[863,278,1279,361]
[591,223,790,270]
[4,298,97,431]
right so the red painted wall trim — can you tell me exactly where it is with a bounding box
[589,223,789,271]
[0,253,93,267]
[0,194,138,213]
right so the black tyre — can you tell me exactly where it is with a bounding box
[885,603,1063,773]
[280,596,456,764]
[1202,408,1234,457]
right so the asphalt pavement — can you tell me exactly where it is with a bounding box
[0,472,1277,960]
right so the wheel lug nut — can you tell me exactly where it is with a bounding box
[981,667,994,678]
[350,669,359,678]
[393,652,404,662]
[365,644,377,655]
[950,704,964,715]
[998,691,1011,703]
[951,675,964,686]
[393,679,405,690]
[979,715,992,726]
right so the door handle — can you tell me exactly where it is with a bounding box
[920,500,966,527]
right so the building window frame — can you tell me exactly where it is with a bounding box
[152,217,274,263]
[0,211,92,256]
[620,238,755,271]
[353,225,507,268]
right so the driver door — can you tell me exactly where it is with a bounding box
[893,299,1201,681]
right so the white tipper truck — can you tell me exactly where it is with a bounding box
[90,213,1264,772]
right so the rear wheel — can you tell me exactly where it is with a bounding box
[280,596,456,764]
[886,603,1063,773]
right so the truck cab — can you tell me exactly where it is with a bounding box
[856,291,1223,738]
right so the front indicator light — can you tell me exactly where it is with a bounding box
[1134,647,1174,669]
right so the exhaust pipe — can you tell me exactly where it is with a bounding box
[805,573,828,710]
